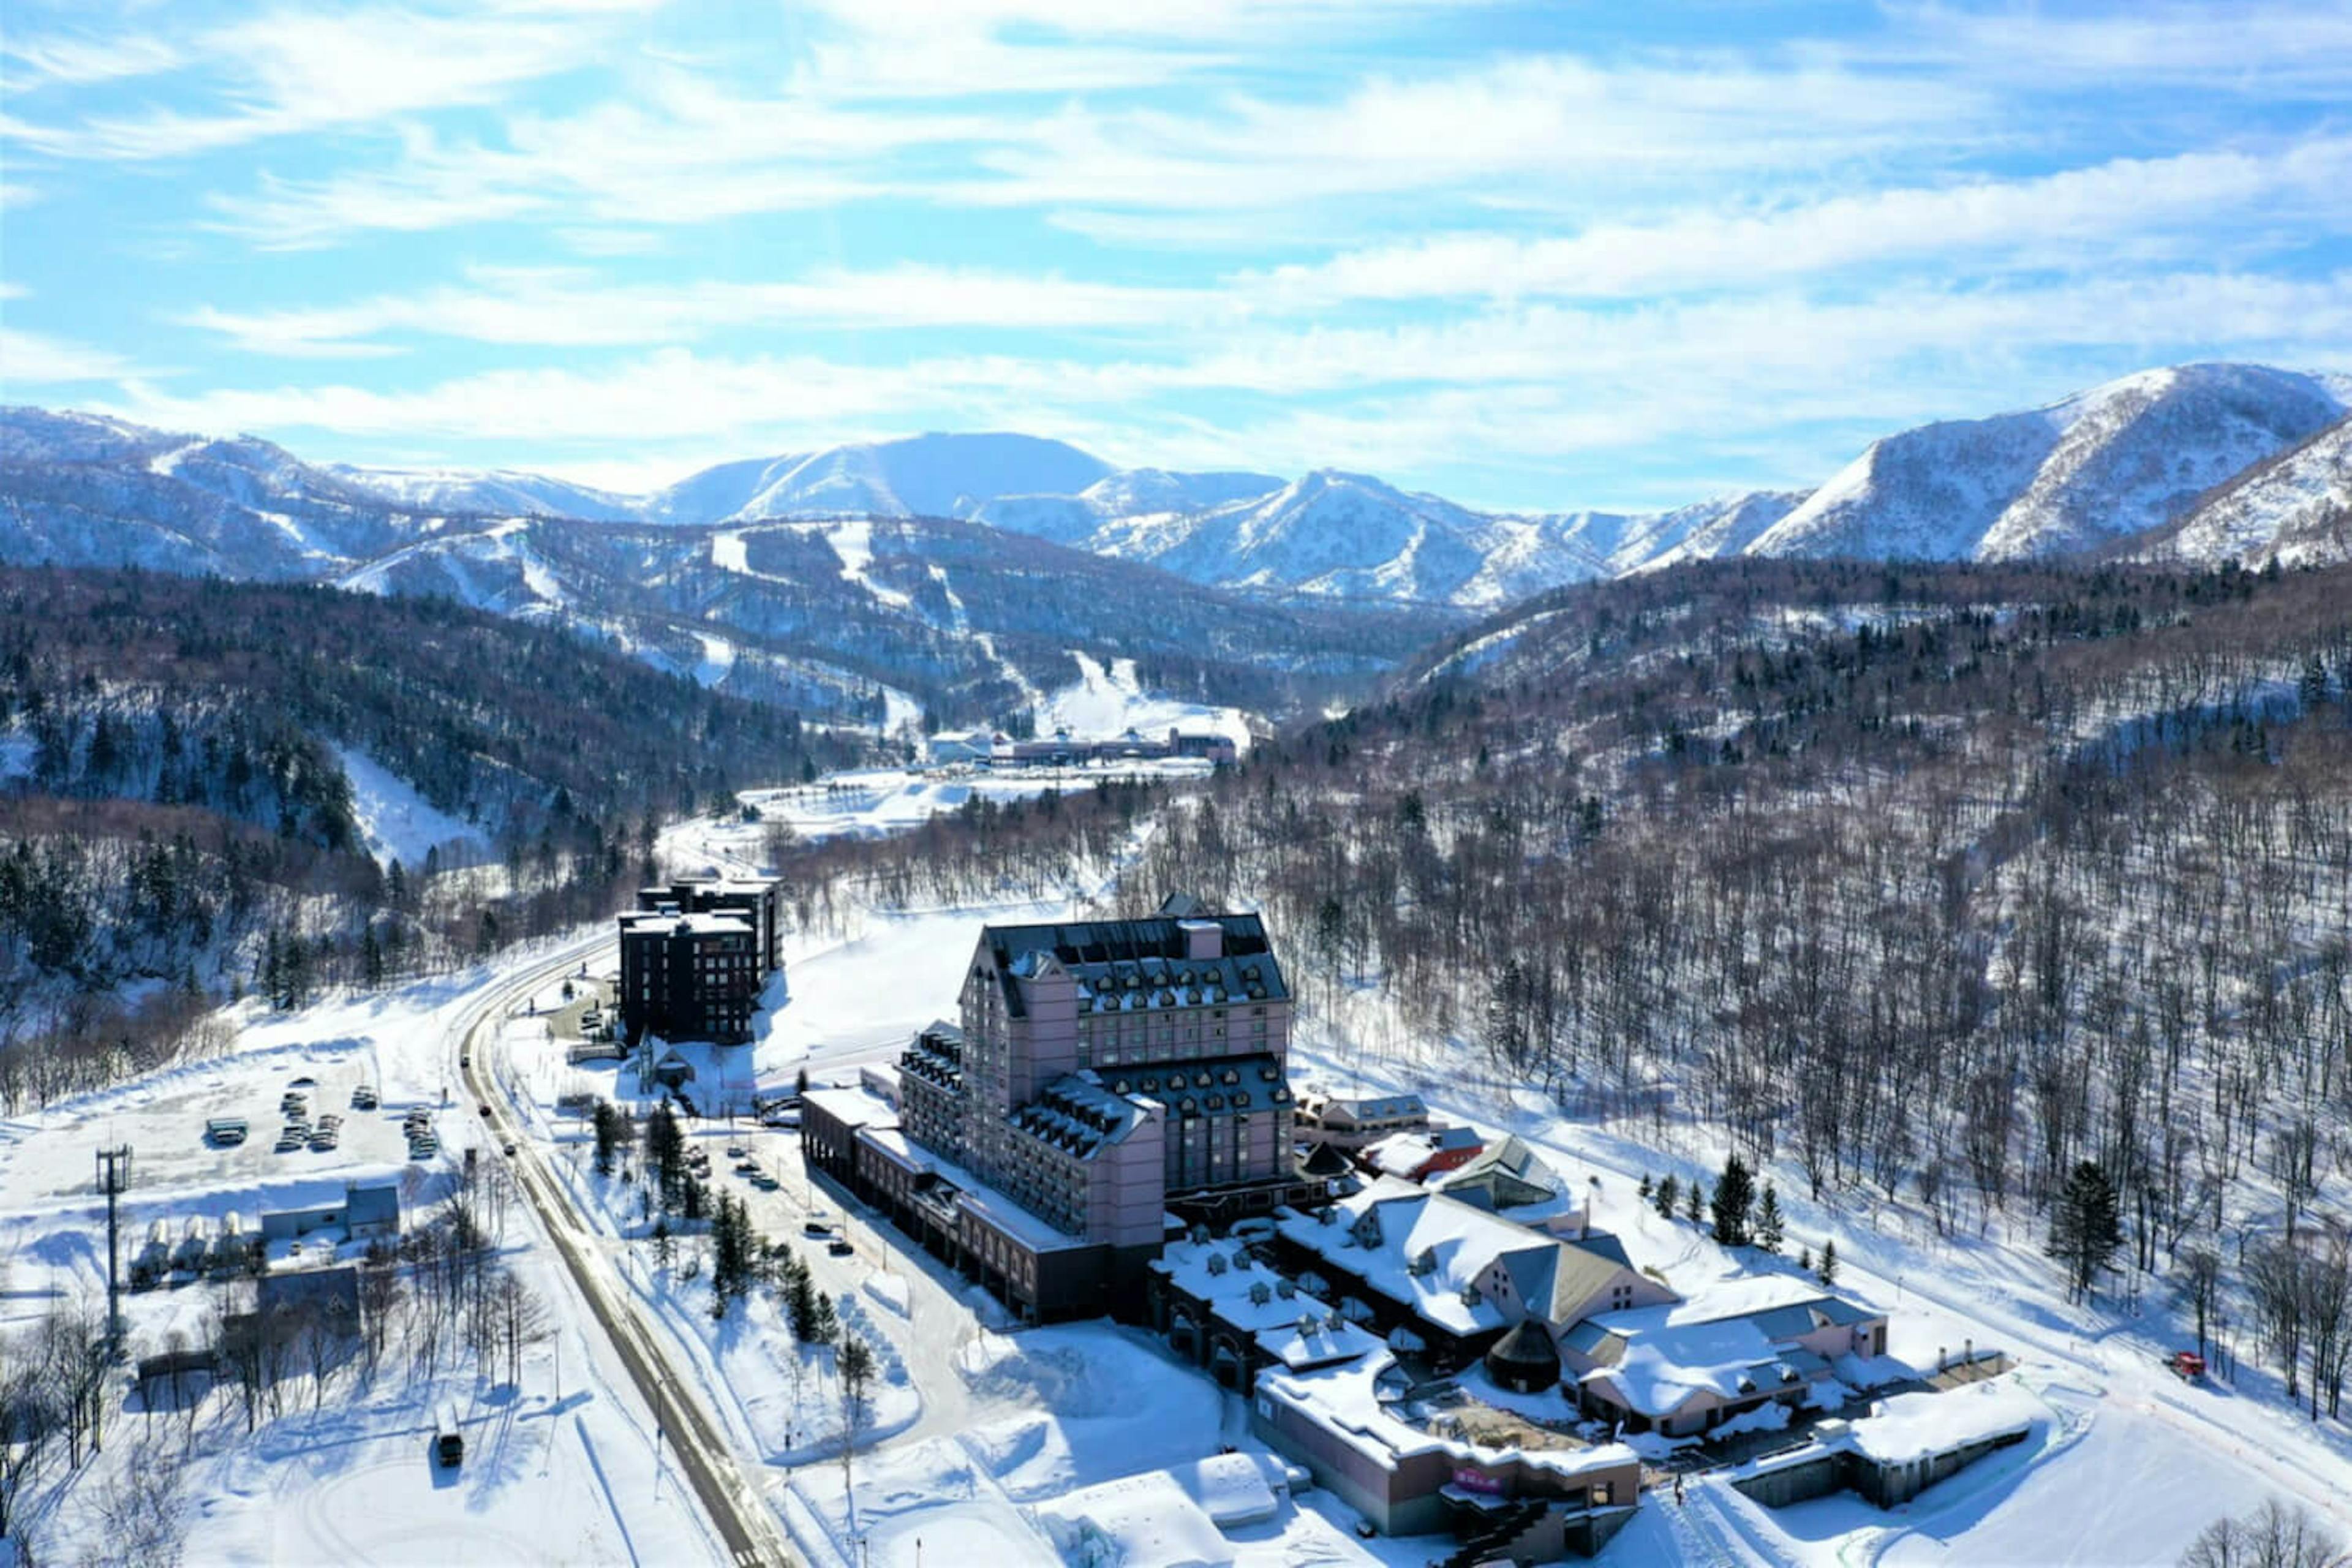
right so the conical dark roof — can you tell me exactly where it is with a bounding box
[1302,1141,1354,1177]
[1483,1317,1562,1393]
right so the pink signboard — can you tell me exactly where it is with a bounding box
[1450,1467,1504,1495]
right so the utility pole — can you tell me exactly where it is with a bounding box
[96,1144,134,1357]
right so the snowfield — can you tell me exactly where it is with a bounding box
[333,743,489,872]
[0,940,725,1568]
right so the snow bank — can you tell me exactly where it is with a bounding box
[1709,1399,1793,1441]
[862,1272,911,1317]
[1033,1469,1235,1568]
[956,1327,1223,1502]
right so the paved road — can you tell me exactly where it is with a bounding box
[457,941,797,1568]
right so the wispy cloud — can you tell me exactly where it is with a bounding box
[1,325,146,383]
[4,2,641,160]
[179,265,1230,355]
[1240,139,2352,305]
[14,1,2352,508]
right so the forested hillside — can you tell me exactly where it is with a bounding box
[1079,556,2352,1411]
[0,568,861,1109]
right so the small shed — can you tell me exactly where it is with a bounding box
[258,1265,363,1325]
[135,1348,216,1409]
[345,1182,401,1238]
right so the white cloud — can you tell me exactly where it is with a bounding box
[3,2,644,160]
[188,39,1996,246]
[964,53,1991,216]
[110,270,2352,469]
[1891,3,2352,94]
[1,30,183,91]
[1241,138,2352,306]
[178,264,1228,355]
[0,325,144,383]
[203,75,1000,246]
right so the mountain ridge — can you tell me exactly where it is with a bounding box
[13,360,2352,617]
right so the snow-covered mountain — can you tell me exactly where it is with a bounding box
[1747,364,2351,563]
[329,463,645,522]
[0,406,1433,731]
[1,406,444,577]
[647,432,1114,524]
[2140,412,2352,568]
[10,360,2352,622]
[973,467,1285,548]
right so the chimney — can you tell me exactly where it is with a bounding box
[1180,919,1223,960]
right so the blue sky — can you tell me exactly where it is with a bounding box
[4,1,2351,511]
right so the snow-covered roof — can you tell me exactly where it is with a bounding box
[834,1095,1093,1254]
[1574,1276,1882,1419]
[618,910,753,938]
[1152,1237,1381,1370]
[1275,1179,1645,1340]
[1007,1071,1155,1160]
[1841,1380,2043,1465]
[802,1084,895,1131]
[1298,1087,1427,1123]
[1256,1349,1640,1481]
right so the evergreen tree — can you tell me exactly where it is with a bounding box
[2049,1160,2124,1302]
[361,923,385,989]
[591,1100,622,1177]
[1637,1174,1653,1204]
[645,1102,686,1207]
[1683,1179,1704,1223]
[1756,1183,1785,1254]
[1817,1238,1839,1286]
[1711,1153,1755,1248]
[652,1216,674,1269]
[1654,1174,1679,1219]
[786,1257,819,1340]
[1799,1246,1813,1273]
[811,1291,839,1348]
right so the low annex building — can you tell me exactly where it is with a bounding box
[1293,1088,1430,1153]
[1730,1380,2043,1510]
[1564,1278,1890,1438]
[1274,1178,1676,1365]
[1146,1233,1384,1394]
[260,1180,401,1243]
[1276,1177,1891,1441]
[1253,1348,1642,1552]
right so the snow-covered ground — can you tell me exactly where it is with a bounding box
[668,759,1213,872]
[1035,651,1254,753]
[333,743,488,872]
[0,937,725,1567]
[21,746,2348,1567]
[1283,987,2352,1566]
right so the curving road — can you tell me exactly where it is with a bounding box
[455,939,797,1568]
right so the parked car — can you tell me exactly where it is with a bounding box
[502,1142,517,1157]
[827,1238,856,1257]
[802,1218,833,1237]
